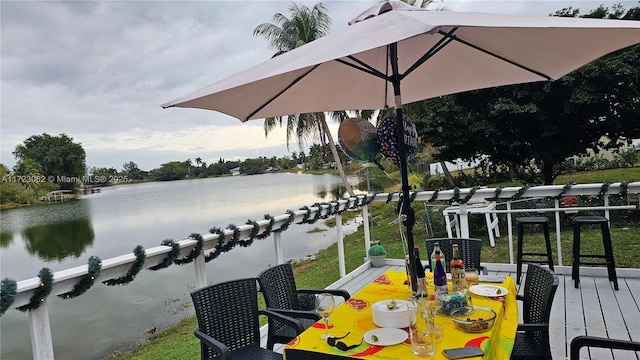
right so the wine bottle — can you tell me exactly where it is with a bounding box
[450,244,466,292]
[430,242,446,272]
[433,250,448,295]
[414,246,427,297]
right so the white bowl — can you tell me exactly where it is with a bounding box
[372,300,410,328]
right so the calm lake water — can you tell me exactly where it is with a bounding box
[0,173,362,359]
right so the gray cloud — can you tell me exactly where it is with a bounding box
[2,0,636,170]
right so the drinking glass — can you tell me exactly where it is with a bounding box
[407,298,436,356]
[315,293,335,339]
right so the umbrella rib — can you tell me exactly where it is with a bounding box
[336,56,389,81]
[401,28,458,81]
[245,64,321,120]
[438,29,553,81]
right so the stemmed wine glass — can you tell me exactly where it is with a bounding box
[315,293,335,340]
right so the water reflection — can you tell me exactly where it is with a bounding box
[23,219,95,261]
[0,232,13,247]
[315,183,348,200]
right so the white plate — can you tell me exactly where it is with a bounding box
[469,284,509,297]
[363,328,408,346]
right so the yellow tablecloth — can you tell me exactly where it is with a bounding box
[284,269,518,359]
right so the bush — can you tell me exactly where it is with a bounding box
[368,244,387,256]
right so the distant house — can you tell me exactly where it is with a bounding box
[230,167,240,176]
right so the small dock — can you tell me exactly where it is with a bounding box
[39,190,72,202]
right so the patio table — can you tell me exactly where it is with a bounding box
[283,269,517,359]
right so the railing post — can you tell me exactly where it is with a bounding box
[336,213,346,277]
[362,204,371,260]
[506,201,514,264]
[194,253,207,289]
[604,195,610,220]
[29,301,54,360]
[554,199,563,265]
[274,231,284,264]
[459,203,470,238]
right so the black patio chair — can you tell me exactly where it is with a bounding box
[257,262,351,350]
[190,277,303,360]
[570,335,640,360]
[425,238,488,274]
[510,264,559,360]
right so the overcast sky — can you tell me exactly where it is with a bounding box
[1,0,637,172]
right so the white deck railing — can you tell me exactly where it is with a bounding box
[2,182,638,359]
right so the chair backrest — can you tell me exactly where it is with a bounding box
[570,335,640,360]
[425,238,483,272]
[191,278,261,357]
[257,263,301,310]
[521,263,559,352]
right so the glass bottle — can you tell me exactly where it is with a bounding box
[414,246,427,297]
[433,250,448,296]
[430,242,446,272]
[450,244,466,292]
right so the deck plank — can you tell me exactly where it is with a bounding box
[581,276,611,359]
[550,270,567,360]
[566,274,589,360]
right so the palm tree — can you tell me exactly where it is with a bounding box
[253,3,357,196]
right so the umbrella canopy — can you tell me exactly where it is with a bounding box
[162,1,639,121]
[163,1,639,293]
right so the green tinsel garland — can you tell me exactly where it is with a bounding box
[598,181,612,198]
[619,180,629,197]
[59,256,102,299]
[221,224,238,251]
[459,186,479,204]
[307,204,322,224]
[320,202,334,219]
[148,240,180,271]
[511,184,533,201]
[175,233,204,265]
[1,278,17,316]
[205,227,226,262]
[554,182,573,199]
[429,188,440,202]
[485,185,503,201]
[298,206,311,224]
[247,220,261,239]
[367,193,379,205]
[103,246,146,285]
[274,210,295,233]
[258,215,275,239]
[17,268,53,312]
[226,224,247,248]
[450,187,461,204]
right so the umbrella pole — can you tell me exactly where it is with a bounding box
[389,43,418,295]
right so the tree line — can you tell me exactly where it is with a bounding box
[0,133,353,206]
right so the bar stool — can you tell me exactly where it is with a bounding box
[516,217,554,285]
[572,216,618,290]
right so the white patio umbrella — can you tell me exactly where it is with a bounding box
[163,1,639,291]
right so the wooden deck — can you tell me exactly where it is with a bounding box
[267,260,640,360]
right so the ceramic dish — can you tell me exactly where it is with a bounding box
[371,300,410,328]
[363,328,408,346]
[469,284,508,297]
